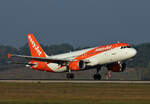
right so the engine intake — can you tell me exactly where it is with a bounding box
[69,60,86,71]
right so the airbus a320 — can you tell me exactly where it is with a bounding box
[8,34,137,80]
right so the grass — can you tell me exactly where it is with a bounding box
[0,82,150,104]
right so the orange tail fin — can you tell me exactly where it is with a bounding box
[27,34,47,58]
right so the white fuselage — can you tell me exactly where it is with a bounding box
[46,46,137,72]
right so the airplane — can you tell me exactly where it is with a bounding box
[8,34,137,80]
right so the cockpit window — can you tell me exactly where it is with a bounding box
[121,46,131,49]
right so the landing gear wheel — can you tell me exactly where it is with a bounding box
[93,74,101,80]
[93,65,102,80]
[66,73,74,79]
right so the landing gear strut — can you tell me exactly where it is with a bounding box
[66,65,74,79]
[93,65,102,80]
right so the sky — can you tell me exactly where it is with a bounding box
[0,0,150,47]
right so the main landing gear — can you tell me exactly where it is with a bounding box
[93,65,102,80]
[66,73,74,79]
[66,66,74,79]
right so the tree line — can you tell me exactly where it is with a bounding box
[1,43,150,67]
[1,43,150,80]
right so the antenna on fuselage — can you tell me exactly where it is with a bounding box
[117,41,120,43]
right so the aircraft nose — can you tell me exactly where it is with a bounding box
[129,48,137,57]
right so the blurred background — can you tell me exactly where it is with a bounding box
[1,0,150,80]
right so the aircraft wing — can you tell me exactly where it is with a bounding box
[8,53,90,64]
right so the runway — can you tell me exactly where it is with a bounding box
[0,80,150,83]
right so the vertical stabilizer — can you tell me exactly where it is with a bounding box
[27,34,47,57]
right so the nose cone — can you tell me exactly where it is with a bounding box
[129,48,137,58]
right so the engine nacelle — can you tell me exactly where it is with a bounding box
[69,60,86,71]
[107,63,126,72]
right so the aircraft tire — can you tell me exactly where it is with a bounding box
[66,73,74,79]
[93,74,101,80]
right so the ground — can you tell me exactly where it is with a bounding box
[0,82,150,104]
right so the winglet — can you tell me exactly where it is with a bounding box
[8,53,12,59]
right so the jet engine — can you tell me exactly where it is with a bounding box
[106,63,126,72]
[69,60,86,71]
